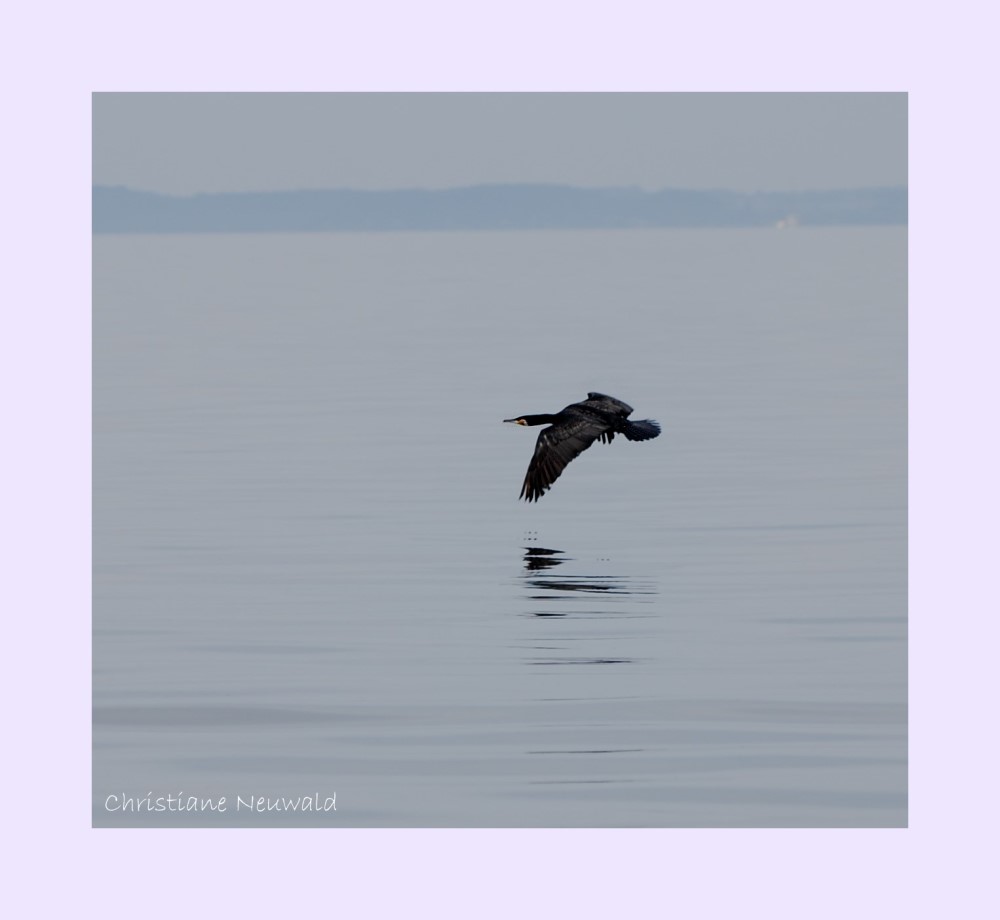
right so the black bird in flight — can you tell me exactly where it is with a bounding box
[504,392,660,502]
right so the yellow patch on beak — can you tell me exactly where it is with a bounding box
[517,419,527,425]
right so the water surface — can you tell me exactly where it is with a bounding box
[93,227,906,826]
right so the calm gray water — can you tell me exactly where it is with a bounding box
[93,227,906,827]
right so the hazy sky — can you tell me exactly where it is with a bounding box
[93,93,905,195]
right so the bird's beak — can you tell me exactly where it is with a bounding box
[503,418,525,425]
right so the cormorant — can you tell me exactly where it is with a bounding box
[504,392,660,502]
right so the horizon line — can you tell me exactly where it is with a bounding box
[94,182,909,198]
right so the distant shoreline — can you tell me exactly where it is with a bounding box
[93,183,907,235]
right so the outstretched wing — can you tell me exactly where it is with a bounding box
[583,392,634,416]
[520,418,604,502]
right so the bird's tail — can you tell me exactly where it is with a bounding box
[623,419,661,441]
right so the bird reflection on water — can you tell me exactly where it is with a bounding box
[522,546,566,571]
[518,544,657,668]
[521,546,655,607]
